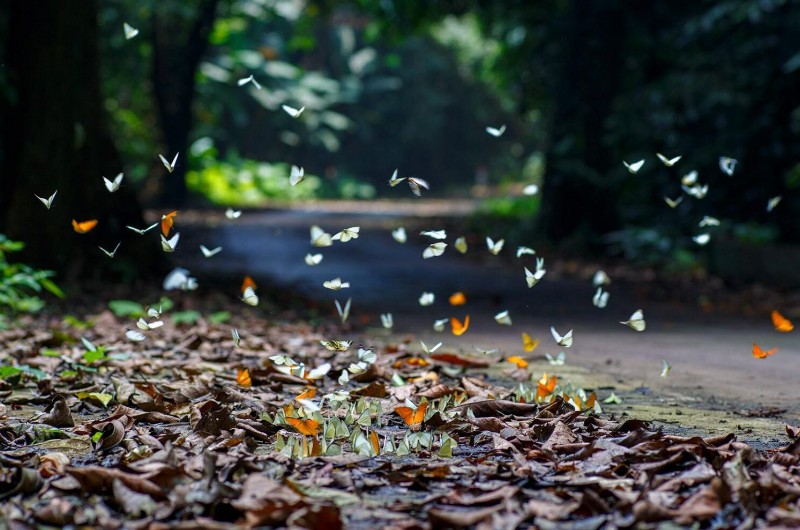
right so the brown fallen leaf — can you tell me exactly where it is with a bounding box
[452,399,539,418]
[39,395,74,427]
[430,352,489,367]
[112,477,159,517]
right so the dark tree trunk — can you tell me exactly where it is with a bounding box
[0,0,156,279]
[152,0,220,207]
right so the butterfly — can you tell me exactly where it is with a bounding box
[332,227,359,242]
[525,260,546,288]
[421,229,447,240]
[136,317,164,331]
[159,153,179,173]
[454,236,468,254]
[620,309,646,331]
[664,196,684,208]
[449,292,466,306]
[550,326,574,348]
[99,242,121,258]
[485,124,506,137]
[681,170,698,186]
[323,277,350,290]
[237,75,261,90]
[200,245,222,258]
[494,310,512,326]
[338,370,350,385]
[450,315,470,336]
[304,253,323,266]
[310,225,333,247]
[163,267,197,291]
[103,173,123,193]
[623,159,645,173]
[357,347,377,365]
[420,341,442,354]
[407,177,429,197]
[304,363,331,381]
[335,298,351,324]
[347,361,368,375]
[286,417,320,436]
[545,351,566,366]
[693,233,710,246]
[270,354,297,366]
[161,211,177,236]
[241,286,259,306]
[593,287,609,308]
[767,196,782,212]
[282,104,305,118]
[522,332,539,352]
[161,233,180,252]
[506,356,528,369]
[146,306,163,318]
[388,169,405,187]
[698,216,720,227]
[423,242,447,259]
[486,237,504,255]
[656,153,681,167]
[236,368,252,387]
[719,156,737,176]
[660,359,671,377]
[593,270,611,286]
[522,184,539,196]
[232,328,241,348]
[683,184,709,199]
[381,313,393,329]
[392,227,407,243]
[290,165,305,186]
[395,401,428,427]
[225,208,241,219]
[771,310,794,332]
[123,22,139,40]
[433,318,448,331]
[320,340,352,352]
[72,219,98,234]
[35,190,57,209]
[752,342,778,359]
[125,329,146,342]
[476,347,498,355]
[419,292,435,306]
[516,246,536,258]
[126,222,158,235]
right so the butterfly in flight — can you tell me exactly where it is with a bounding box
[494,310,512,326]
[656,153,681,167]
[450,315,470,336]
[407,177,429,197]
[623,159,645,174]
[620,309,646,331]
[719,156,737,176]
[35,190,57,209]
[282,104,305,118]
[752,342,778,359]
[159,153,179,173]
[127,222,158,235]
[485,124,506,137]
[332,227,359,242]
[123,22,139,40]
[771,310,794,332]
[103,173,123,193]
[161,233,180,252]
[237,75,261,90]
[99,242,121,258]
[72,219,98,234]
[550,326,574,348]
[423,242,447,259]
[290,165,305,186]
[200,245,222,258]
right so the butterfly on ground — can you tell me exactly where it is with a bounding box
[103,173,123,193]
[550,326,573,348]
[623,159,645,174]
[332,227,359,242]
[407,177,429,197]
[282,104,305,118]
[290,165,305,186]
[163,267,197,291]
[123,22,139,40]
[320,340,352,352]
[719,156,737,176]
[99,242,121,258]
[485,124,506,137]
[35,190,58,209]
[127,222,158,235]
[752,342,778,359]
[159,153,179,173]
[72,219,98,234]
[656,153,681,167]
[285,417,320,436]
[771,310,794,332]
[236,368,252,387]
[161,233,180,252]
[237,75,261,90]
[450,315,470,336]
[620,309,646,331]
[395,401,428,427]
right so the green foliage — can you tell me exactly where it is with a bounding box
[0,235,63,322]
[208,311,231,324]
[172,310,202,325]
[108,299,145,318]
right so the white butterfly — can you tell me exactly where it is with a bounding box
[421,229,447,240]
[225,208,241,219]
[125,329,146,342]
[296,397,322,413]
[159,153,179,173]
[136,318,164,331]
[123,22,139,40]
[381,313,393,329]
[126,222,158,235]
[392,227,407,243]
[550,326,573,348]
[146,306,162,318]
[693,233,711,246]
[282,104,305,118]
[423,242,447,259]
[270,354,297,366]
[593,287,609,308]
[767,196,782,212]
[304,253,323,266]
[719,157,737,176]
[522,184,539,196]
[485,124,506,137]
[623,159,645,174]
[545,351,566,366]
[620,309,646,331]
[200,245,222,258]
[681,170,698,186]
[338,370,350,385]
[306,362,331,381]
[34,190,58,209]
[237,75,262,90]
[323,278,350,290]
[420,341,442,354]
[682,183,708,199]
[347,361,368,375]
[388,169,405,187]
[335,298,351,324]
[592,270,611,286]
[310,225,333,247]
[320,340,352,352]
[661,359,671,377]
[494,310,512,326]
[419,292,435,306]
[476,347,498,355]
[289,165,305,186]
[454,236,468,254]
[407,177,429,197]
[161,233,180,252]
[433,318,448,331]
[357,347,377,364]
[516,246,536,258]
[99,242,121,258]
[332,227,360,242]
[656,153,681,167]
[525,261,546,288]
[163,267,198,291]
[698,216,720,227]
[103,173,123,193]
[232,328,240,348]
[241,286,259,306]
[664,196,684,208]
[486,237,504,255]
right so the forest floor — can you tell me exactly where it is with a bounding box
[1,201,799,528]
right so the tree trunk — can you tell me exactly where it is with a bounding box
[0,0,156,279]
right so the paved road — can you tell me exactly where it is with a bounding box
[179,202,799,441]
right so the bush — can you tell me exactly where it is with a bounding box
[0,235,64,322]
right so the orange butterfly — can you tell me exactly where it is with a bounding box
[72,219,98,234]
[522,332,539,353]
[448,292,467,306]
[369,430,380,454]
[450,315,470,336]
[241,275,257,293]
[161,211,178,236]
[752,342,778,359]
[296,387,317,401]
[771,310,794,333]
[236,368,252,387]
[506,356,528,369]
[537,372,558,400]
[395,402,428,427]
[285,417,320,436]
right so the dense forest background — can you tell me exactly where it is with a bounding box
[1,0,798,278]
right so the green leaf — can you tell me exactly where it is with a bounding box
[40,278,65,299]
[91,431,103,443]
[208,311,231,324]
[172,310,202,325]
[83,349,106,364]
[63,315,91,329]
[0,366,23,379]
[76,392,114,407]
[108,299,144,318]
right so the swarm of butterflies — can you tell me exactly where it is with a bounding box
[33,25,797,457]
